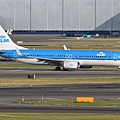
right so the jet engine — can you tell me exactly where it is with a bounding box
[63,61,80,69]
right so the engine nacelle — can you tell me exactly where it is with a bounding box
[63,61,79,69]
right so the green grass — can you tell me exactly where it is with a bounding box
[0,77,120,87]
[18,99,120,107]
[0,113,119,120]
[15,38,120,51]
[0,61,53,69]
[21,41,120,51]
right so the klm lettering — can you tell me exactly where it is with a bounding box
[0,35,9,42]
[0,38,9,42]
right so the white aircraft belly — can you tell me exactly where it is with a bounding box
[79,60,120,66]
[11,58,120,67]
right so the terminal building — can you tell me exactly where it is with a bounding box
[0,0,120,35]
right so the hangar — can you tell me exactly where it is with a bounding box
[0,0,120,33]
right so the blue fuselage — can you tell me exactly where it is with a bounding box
[1,49,120,61]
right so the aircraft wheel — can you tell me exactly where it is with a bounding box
[63,68,68,71]
[55,66,61,71]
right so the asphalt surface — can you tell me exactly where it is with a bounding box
[10,34,65,42]
[0,105,120,113]
[0,69,120,78]
[0,84,120,113]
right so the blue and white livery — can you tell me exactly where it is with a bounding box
[0,25,120,71]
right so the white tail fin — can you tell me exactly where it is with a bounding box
[0,26,27,50]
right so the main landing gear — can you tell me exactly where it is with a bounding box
[55,66,61,71]
[55,66,68,71]
[63,67,68,71]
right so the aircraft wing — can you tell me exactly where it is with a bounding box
[15,48,64,66]
[37,58,64,66]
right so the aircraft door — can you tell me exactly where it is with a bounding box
[14,52,17,59]
[114,54,118,61]
[65,54,72,59]
[65,54,68,59]
[69,54,72,59]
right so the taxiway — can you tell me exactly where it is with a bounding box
[0,84,120,113]
[0,69,120,78]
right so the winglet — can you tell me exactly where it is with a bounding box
[63,45,70,50]
[63,45,67,50]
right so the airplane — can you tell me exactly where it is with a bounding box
[0,25,120,71]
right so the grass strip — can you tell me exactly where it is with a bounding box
[0,113,119,120]
[18,99,120,107]
[0,77,120,87]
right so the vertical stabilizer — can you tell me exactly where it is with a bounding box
[0,26,27,50]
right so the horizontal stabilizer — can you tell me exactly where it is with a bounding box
[15,47,23,56]
[0,50,6,54]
